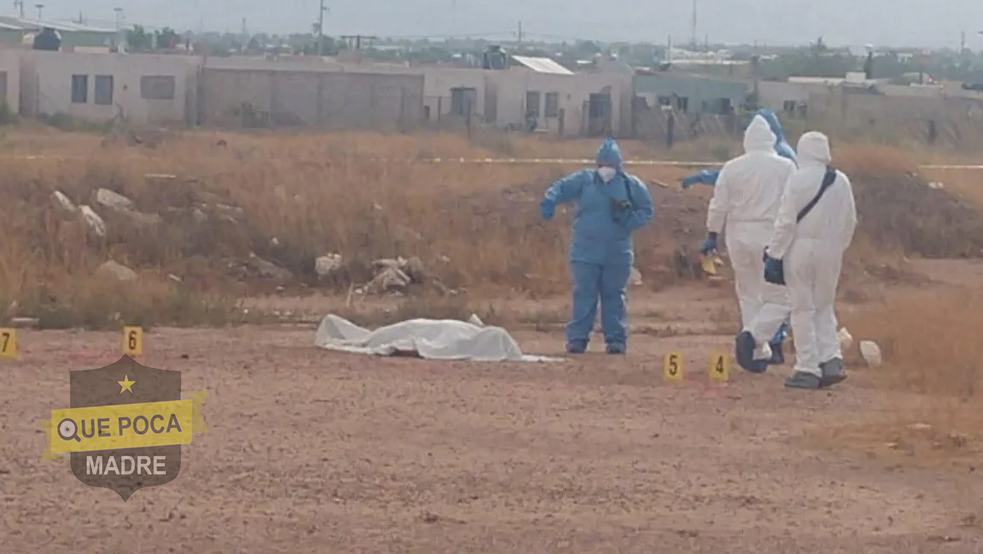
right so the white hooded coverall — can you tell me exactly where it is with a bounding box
[767,131,858,377]
[706,115,796,347]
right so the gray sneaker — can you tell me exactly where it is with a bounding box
[784,371,822,390]
[819,358,847,388]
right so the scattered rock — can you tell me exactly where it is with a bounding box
[51,190,77,213]
[97,260,137,281]
[630,266,643,286]
[78,205,106,237]
[246,253,293,282]
[95,188,161,226]
[468,314,484,326]
[403,256,427,283]
[95,188,136,211]
[315,254,345,282]
[368,266,412,293]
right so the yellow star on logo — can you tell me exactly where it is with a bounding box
[118,375,135,393]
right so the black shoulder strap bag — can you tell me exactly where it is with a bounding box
[764,167,837,286]
[796,167,838,222]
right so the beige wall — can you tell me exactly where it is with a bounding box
[19,50,199,125]
[757,81,813,111]
[199,67,425,129]
[487,68,633,137]
[0,49,20,113]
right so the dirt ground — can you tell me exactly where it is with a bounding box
[3,263,983,553]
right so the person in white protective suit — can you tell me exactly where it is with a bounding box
[699,115,797,373]
[764,131,857,390]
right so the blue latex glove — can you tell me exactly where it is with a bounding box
[699,232,718,255]
[540,198,556,221]
[681,169,719,189]
[763,250,786,286]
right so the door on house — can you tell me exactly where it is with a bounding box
[450,87,477,116]
[588,93,612,136]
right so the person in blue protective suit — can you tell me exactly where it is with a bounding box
[679,109,797,189]
[687,108,797,363]
[539,138,655,354]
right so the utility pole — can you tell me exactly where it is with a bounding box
[316,0,326,55]
[690,0,697,50]
[516,21,523,49]
[13,0,23,18]
[240,17,247,52]
[34,3,42,19]
[114,7,124,52]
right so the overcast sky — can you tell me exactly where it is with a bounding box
[32,0,982,49]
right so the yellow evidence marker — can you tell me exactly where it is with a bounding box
[663,351,684,383]
[0,328,17,359]
[123,326,144,356]
[709,352,730,383]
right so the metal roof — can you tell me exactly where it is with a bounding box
[511,55,574,75]
[0,16,117,33]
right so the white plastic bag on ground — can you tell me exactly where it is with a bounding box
[860,340,882,368]
[837,327,853,351]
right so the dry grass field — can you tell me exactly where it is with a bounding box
[1,123,982,553]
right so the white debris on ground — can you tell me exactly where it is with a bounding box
[78,205,106,237]
[630,266,643,286]
[367,256,428,294]
[837,327,853,351]
[315,254,345,283]
[51,191,77,213]
[860,340,883,368]
[95,188,136,211]
[96,260,137,281]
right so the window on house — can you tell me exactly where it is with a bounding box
[675,96,689,112]
[449,87,477,116]
[544,92,559,118]
[783,100,797,112]
[140,75,176,100]
[525,91,541,118]
[657,95,671,106]
[94,75,113,106]
[71,75,88,103]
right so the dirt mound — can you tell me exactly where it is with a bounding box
[854,174,983,259]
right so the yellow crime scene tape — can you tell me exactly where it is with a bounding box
[2,153,981,171]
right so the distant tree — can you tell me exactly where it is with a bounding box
[125,25,152,52]
[155,27,181,49]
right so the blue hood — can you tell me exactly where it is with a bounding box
[595,138,624,170]
[755,108,786,143]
